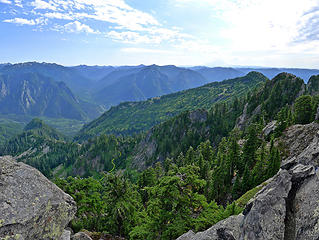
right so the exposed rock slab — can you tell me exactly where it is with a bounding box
[177,215,243,240]
[241,170,292,240]
[263,120,277,136]
[0,156,76,240]
[280,123,319,167]
[293,173,319,239]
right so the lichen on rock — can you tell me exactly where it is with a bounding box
[0,156,76,240]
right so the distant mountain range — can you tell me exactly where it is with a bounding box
[2,62,318,106]
[190,66,319,83]
[0,62,318,132]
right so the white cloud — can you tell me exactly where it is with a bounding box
[0,0,11,4]
[43,12,73,20]
[30,0,56,10]
[3,17,36,25]
[63,20,99,34]
[70,0,160,31]
[1,0,194,46]
[3,17,48,25]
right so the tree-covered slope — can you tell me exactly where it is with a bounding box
[0,118,76,177]
[76,72,268,140]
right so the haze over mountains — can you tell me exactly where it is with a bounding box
[0,61,318,138]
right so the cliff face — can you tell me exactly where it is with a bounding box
[0,156,76,240]
[177,122,319,240]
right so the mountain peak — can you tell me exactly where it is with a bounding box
[24,118,46,131]
[24,118,65,140]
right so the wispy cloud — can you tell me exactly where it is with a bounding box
[30,0,57,10]
[3,17,37,25]
[0,0,11,4]
[1,0,194,46]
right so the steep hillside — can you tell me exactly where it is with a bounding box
[0,118,23,145]
[236,72,305,129]
[92,65,144,91]
[23,118,66,140]
[77,72,267,140]
[0,119,77,177]
[0,72,91,120]
[94,65,207,107]
[307,74,319,95]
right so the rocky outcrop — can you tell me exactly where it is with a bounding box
[177,122,319,240]
[0,156,76,240]
[189,109,208,124]
[235,103,248,130]
[263,120,277,136]
[280,122,319,167]
[177,215,243,240]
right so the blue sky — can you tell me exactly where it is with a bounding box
[0,0,318,68]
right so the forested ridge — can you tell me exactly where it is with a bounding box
[1,72,319,239]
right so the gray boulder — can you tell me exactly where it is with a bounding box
[177,215,243,240]
[0,156,76,240]
[290,173,319,239]
[176,230,195,240]
[71,232,93,240]
[241,170,292,240]
[60,230,72,240]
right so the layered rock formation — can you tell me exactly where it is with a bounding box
[0,156,76,240]
[177,122,319,240]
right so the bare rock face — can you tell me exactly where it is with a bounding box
[177,215,243,240]
[280,122,319,167]
[293,174,319,239]
[189,109,208,124]
[235,103,248,130]
[241,170,292,240]
[176,123,319,240]
[0,156,77,240]
[262,120,277,136]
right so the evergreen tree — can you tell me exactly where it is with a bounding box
[294,95,313,124]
